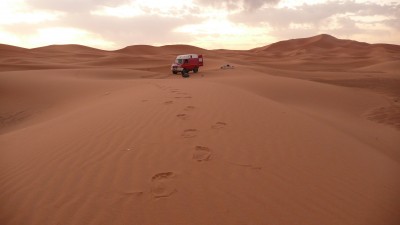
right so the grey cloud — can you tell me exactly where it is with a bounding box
[240,0,281,9]
[270,16,361,40]
[231,1,399,27]
[229,1,400,40]
[194,0,281,10]
[386,18,400,30]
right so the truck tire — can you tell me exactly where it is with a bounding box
[193,67,199,73]
[181,69,188,75]
[181,69,189,78]
[172,71,178,74]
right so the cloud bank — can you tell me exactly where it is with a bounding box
[0,0,399,49]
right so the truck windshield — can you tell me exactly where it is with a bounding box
[176,59,183,64]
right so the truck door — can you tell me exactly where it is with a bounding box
[198,55,203,66]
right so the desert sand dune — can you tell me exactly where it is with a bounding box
[251,35,400,73]
[116,44,208,55]
[253,34,394,54]
[31,44,107,54]
[0,44,28,55]
[0,34,400,225]
[115,45,166,55]
[356,60,400,72]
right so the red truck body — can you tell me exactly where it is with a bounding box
[171,54,203,75]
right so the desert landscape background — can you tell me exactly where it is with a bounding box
[1,34,400,225]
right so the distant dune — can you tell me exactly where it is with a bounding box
[116,44,208,55]
[0,44,29,56]
[249,34,400,69]
[1,34,400,225]
[251,34,400,52]
[253,34,364,51]
[31,44,107,53]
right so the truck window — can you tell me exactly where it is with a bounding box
[176,59,183,64]
[184,59,188,63]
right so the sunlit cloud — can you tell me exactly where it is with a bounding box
[0,11,63,25]
[174,20,249,35]
[288,23,314,30]
[91,0,196,18]
[355,22,391,30]
[0,29,20,46]
[34,27,114,47]
[0,0,399,49]
[91,5,145,18]
[0,0,63,25]
[277,0,397,9]
[174,19,273,49]
[1,26,115,49]
[349,15,394,23]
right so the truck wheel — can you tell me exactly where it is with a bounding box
[193,67,199,73]
[172,71,178,74]
[181,69,189,78]
[181,69,188,75]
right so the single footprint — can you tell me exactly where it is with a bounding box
[174,96,182,99]
[182,129,198,138]
[177,114,189,120]
[184,106,196,111]
[150,172,176,198]
[164,100,173,105]
[227,161,262,170]
[119,191,144,197]
[193,146,212,162]
[211,122,227,129]
[183,96,192,99]
[141,99,148,102]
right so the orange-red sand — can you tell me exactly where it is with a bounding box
[1,34,400,225]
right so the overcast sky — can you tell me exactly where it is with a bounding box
[1,0,399,50]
